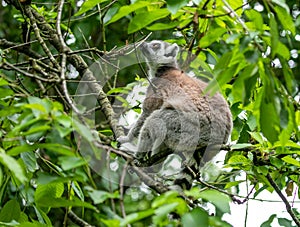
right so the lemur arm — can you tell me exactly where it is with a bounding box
[117,95,163,143]
[117,112,150,143]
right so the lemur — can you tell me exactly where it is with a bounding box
[118,40,232,189]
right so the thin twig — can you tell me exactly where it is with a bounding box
[106,148,116,212]
[266,174,300,226]
[197,177,255,205]
[68,210,95,227]
[120,161,130,223]
[222,0,248,32]
[1,61,59,83]
[23,5,124,138]
[24,5,60,69]
[56,0,81,114]
[0,38,42,59]
[222,0,264,52]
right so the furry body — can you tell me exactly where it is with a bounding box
[118,41,232,188]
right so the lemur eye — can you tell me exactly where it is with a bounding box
[151,43,161,49]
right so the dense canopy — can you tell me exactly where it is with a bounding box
[0,0,299,226]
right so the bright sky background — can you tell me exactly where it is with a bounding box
[223,172,300,227]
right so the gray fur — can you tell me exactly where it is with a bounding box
[118,40,232,186]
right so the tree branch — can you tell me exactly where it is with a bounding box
[24,5,61,69]
[0,38,42,59]
[266,174,300,226]
[56,0,81,114]
[68,210,95,227]
[20,3,124,138]
[1,61,59,83]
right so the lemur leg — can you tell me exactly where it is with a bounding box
[117,112,149,144]
[135,110,167,160]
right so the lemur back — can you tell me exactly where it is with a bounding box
[118,40,232,189]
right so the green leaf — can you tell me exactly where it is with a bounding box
[152,191,179,208]
[54,114,72,128]
[208,63,240,94]
[276,41,290,59]
[153,203,179,224]
[261,214,276,227]
[107,87,131,95]
[54,122,73,138]
[256,166,269,175]
[228,155,251,167]
[39,197,96,209]
[106,1,151,25]
[85,186,119,204]
[0,78,9,86]
[213,51,233,72]
[99,129,113,136]
[74,0,109,16]
[227,0,243,16]
[121,209,154,226]
[150,191,188,221]
[209,216,232,227]
[147,21,180,31]
[0,149,27,183]
[8,115,38,134]
[72,119,98,143]
[197,190,231,214]
[270,156,284,168]
[7,143,74,156]
[260,100,280,143]
[116,95,130,107]
[224,180,244,189]
[0,199,21,222]
[103,4,120,24]
[23,124,51,136]
[0,220,20,226]
[245,9,263,31]
[281,156,300,167]
[128,8,170,34]
[21,151,38,172]
[166,0,189,14]
[0,87,14,99]
[0,167,3,191]
[27,96,52,116]
[33,206,52,226]
[58,156,88,171]
[248,132,265,144]
[35,182,64,203]
[232,64,258,104]
[200,28,227,48]
[231,143,253,150]
[278,217,294,227]
[280,58,296,95]
[269,13,278,58]
[35,182,95,209]
[182,207,209,227]
[272,0,290,14]
[101,219,120,227]
[72,181,84,201]
[275,6,295,35]
[243,73,258,106]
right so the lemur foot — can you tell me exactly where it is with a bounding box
[117,135,130,144]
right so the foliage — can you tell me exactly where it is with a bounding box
[0,0,299,226]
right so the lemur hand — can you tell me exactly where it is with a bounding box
[117,135,131,145]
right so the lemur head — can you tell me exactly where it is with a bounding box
[140,40,179,77]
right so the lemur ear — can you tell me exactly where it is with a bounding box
[165,43,179,58]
